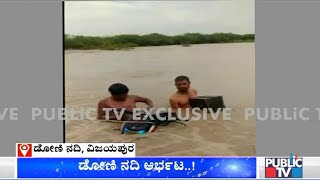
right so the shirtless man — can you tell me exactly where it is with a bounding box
[97,83,153,120]
[169,76,198,112]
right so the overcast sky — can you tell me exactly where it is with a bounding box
[65,1,254,36]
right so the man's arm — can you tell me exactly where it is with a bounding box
[189,89,198,98]
[169,97,179,112]
[133,95,154,108]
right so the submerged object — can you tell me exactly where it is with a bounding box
[121,121,156,134]
[190,96,226,112]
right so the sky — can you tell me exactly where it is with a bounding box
[65,0,254,36]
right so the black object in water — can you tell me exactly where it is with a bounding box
[120,122,155,134]
[189,96,226,112]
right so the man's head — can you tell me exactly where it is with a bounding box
[108,83,129,101]
[174,75,191,93]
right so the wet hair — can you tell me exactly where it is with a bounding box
[174,75,190,83]
[108,83,129,95]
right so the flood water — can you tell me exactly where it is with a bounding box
[65,43,256,156]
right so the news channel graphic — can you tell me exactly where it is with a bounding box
[265,154,303,178]
[16,143,256,178]
[16,143,136,158]
[257,155,320,178]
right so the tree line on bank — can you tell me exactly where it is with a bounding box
[65,33,255,50]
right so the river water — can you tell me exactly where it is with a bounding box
[65,43,256,156]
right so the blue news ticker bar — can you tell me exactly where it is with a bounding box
[17,157,256,178]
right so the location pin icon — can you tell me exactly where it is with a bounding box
[19,144,30,157]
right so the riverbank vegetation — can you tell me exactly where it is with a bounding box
[64,33,254,50]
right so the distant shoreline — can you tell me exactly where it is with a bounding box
[65,33,255,50]
[64,42,254,52]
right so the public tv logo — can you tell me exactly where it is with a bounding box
[17,144,32,157]
[265,154,303,178]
